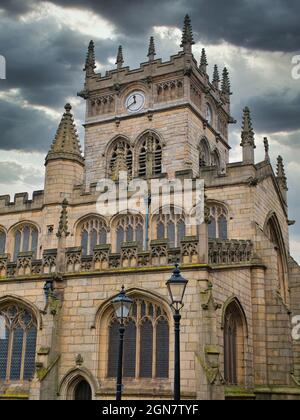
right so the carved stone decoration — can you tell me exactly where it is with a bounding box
[181,237,199,264]
[121,242,138,268]
[17,252,33,276]
[75,354,84,367]
[150,240,168,266]
[208,239,253,265]
[93,245,110,270]
[65,247,81,272]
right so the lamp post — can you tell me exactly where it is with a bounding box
[111,286,133,401]
[166,264,188,401]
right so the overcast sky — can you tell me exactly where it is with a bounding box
[0,0,300,261]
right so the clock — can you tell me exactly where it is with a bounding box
[125,91,145,113]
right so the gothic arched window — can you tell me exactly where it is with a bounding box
[199,138,211,168]
[107,299,169,379]
[211,149,221,170]
[205,103,213,125]
[138,133,162,177]
[114,214,144,253]
[79,217,108,256]
[155,208,186,248]
[13,224,38,261]
[0,303,37,381]
[208,205,228,240]
[74,379,92,401]
[109,139,133,180]
[0,229,6,254]
[266,214,288,302]
[224,300,247,385]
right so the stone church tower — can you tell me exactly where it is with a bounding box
[0,15,300,400]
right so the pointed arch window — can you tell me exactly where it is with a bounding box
[138,134,162,178]
[211,150,221,170]
[79,217,108,256]
[155,208,186,247]
[114,215,144,253]
[266,215,288,302]
[0,229,6,254]
[13,224,39,261]
[0,303,37,381]
[208,205,228,240]
[109,139,133,179]
[107,299,169,379]
[224,300,246,385]
[199,138,210,168]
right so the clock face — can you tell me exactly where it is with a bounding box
[125,91,145,113]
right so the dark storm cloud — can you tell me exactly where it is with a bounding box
[0,15,117,108]
[0,99,55,152]
[234,91,300,134]
[3,0,299,52]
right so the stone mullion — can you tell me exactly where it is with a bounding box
[152,320,157,379]
[20,328,27,381]
[135,301,141,379]
[6,327,14,381]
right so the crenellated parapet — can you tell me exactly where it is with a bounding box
[0,191,44,214]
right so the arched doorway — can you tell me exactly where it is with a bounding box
[74,379,92,400]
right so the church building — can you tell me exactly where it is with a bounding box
[0,15,300,400]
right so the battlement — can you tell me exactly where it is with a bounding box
[0,190,44,214]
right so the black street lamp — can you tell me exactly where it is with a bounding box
[166,264,188,401]
[111,286,133,401]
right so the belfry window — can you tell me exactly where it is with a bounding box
[0,303,37,381]
[208,206,228,240]
[13,224,38,261]
[0,229,6,254]
[109,139,133,179]
[80,217,108,256]
[107,299,169,379]
[138,134,162,177]
[155,208,186,247]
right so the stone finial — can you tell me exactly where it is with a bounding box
[221,67,231,95]
[277,155,288,192]
[46,104,84,166]
[263,137,270,163]
[212,64,220,88]
[83,40,96,77]
[116,45,124,70]
[57,199,70,238]
[241,107,256,165]
[180,14,195,54]
[148,36,156,62]
[200,48,208,73]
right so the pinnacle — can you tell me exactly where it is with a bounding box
[46,104,84,165]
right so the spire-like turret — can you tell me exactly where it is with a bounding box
[240,107,256,165]
[148,36,156,62]
[221,67,231,95]
[116,45,124,70]
[212,64,220,88]
[180,14,195,54]
[46,104,84,165]
[263,137,270,163]
[83,40,96,77]
[277,156,288,201]
[199,48,208,74]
